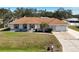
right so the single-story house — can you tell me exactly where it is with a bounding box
[66,18,79,26]
[9,17,67,32]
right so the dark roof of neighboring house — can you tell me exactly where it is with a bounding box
[66,18,79,21]
[9,17,67,25]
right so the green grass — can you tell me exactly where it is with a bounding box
[0,32,62,52]
[69,26,79,32]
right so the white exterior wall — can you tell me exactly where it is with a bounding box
[9,24,14,30]
[49,25,54,29]
[9,24,15,32]
[9,24,67,32]
[19,24,23,29]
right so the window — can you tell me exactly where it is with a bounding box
[23,24,27,29]
[14,24,19,29]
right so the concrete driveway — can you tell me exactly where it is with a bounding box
[67,28,79,39]
[53,28,79,52]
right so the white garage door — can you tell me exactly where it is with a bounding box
[55,25,66,32]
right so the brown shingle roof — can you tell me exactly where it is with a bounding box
[10,17,66,25]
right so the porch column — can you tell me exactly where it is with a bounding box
[27,24,30,30]
[35,24,38,29]
[35,24,40,29]
[19,24,23,29]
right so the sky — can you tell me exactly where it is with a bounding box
[0,0,79,15]
[1,7,79,15]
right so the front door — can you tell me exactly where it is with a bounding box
[30,24,35,30]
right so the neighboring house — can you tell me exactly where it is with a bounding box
[66,18,79,26]
[9,17,67,32]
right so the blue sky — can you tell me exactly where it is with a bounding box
[1,7,79,15]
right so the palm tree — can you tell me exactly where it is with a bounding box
[40,22,49,32]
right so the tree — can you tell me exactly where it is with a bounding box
[53,8,72,20]
[0,8,12,28]
[40,22,49,32]
[0,8,10,19]
[3,11,14,27]
[73,14,79,18]
[14,8,26,18]
[14,8,37,18]
[45,11,53,17]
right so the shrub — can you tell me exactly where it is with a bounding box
[45,28,52,33]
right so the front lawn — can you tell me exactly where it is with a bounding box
[0,32,62,52]
[69,26,79,32]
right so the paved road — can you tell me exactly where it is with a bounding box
[53,28,79,52]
